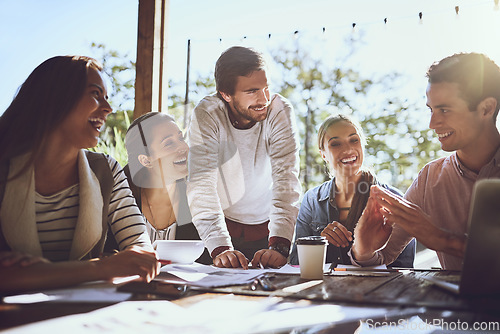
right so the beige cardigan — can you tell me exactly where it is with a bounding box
[0,151,105,260]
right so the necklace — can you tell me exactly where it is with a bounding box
[142,189,175,240]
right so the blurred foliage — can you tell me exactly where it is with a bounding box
[167,73,216,132]
[271,38,443,192]
[91,111,130,167]
[91,39,444,191]
[89,43,217,166]
[90,42,135,133]
[89,43,134,166]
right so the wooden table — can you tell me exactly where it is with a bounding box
[211,270,500,311]
[1,269,500,333]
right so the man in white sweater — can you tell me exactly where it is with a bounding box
[187,46,301,269]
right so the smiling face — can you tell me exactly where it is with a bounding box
[426,82,485,155]
[140,120,189,182]
[220,70,270,129]
[320,120,364,178]
[54,67,112,150]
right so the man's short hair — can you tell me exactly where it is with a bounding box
[426,52,500,121]
[215,46,267,98]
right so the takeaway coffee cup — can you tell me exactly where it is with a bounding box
[296,236,328,279]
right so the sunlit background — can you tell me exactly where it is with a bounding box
[2,0,500,113]
[2,0,500,267]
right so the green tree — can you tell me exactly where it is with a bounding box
[91,41,443,190]
[89,43,135,166]
[89,44,210,164]
[167,73,215,131]
[90,43,135,132]
[271,40,443,192]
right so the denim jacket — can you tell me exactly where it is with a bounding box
[289,178,416,267]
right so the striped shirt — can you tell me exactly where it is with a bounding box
[36,184,79,261]
[35,155,151,261]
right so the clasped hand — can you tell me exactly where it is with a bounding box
[369,185,464,256]
[351,186,393,261]
[321,222,352,247]
[370,184,432,238]
[353,185,437,260]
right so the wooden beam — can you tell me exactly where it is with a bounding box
[134,0,169,120]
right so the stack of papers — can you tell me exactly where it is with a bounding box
[2,281,132,304]
[158,263,301,288]
[3,297,396,334]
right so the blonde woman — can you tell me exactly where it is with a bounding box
[289,114,415,267]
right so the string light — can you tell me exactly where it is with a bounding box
[206,5,494,45]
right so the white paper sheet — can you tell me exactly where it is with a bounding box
[158,263,308,288]
[2,281,132,304]
[2,297,397,334]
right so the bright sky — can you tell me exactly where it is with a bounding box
[1,0,500,116]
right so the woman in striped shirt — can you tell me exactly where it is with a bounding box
[0,56,160,293]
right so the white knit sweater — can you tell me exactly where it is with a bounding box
[187,94,301,254]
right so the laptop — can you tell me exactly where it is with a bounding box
[421,178,500,295]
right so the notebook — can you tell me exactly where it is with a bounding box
[421,178,500,295]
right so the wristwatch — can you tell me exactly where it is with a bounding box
[269,243,290,258]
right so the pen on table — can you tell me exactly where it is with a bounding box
[333,267,398,272]
[258,275,277,290]
[328,260,339,273]
[248,262,266,269]
[250,274,277,291]
[112,275,141,284]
